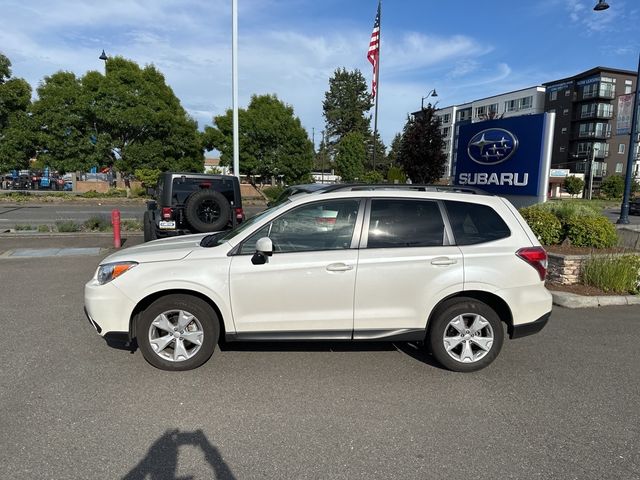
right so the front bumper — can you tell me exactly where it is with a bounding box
[84,278,136,337]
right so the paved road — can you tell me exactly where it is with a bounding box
[0,237,639,479]
[0,203,265,227]
[603,206,640,225]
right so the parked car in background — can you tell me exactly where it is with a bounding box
[629,197,640,215]
[143,172,244,242]
[86,186,552,372]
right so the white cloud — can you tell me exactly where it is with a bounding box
[1,0,501,146]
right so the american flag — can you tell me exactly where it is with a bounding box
[367,2,381,98]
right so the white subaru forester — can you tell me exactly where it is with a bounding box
[85,187,552,372]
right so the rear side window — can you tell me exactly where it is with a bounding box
[444,201,510,245]
[367,199,445,248]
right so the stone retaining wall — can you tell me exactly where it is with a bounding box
[547,253,586,285]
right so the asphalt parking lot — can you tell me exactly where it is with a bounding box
[1,236,639,479]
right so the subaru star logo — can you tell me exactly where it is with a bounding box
[467,128,519,165]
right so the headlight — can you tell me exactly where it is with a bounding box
[96,262,138,285]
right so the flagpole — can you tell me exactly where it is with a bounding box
[372,1,381,172]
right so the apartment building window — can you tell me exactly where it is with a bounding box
[550,90,558,101]
[615,162,623,173]
[559,146,566,152]
[519,96,533,109]
[619,144,625,154]
[505,99,517,112]
[625,80,633,94]
[599,81,615,98]
[582,83,598,99]
[488,103,498,114]
[442,113,450,124]
[549,108,556,114]
[475,105,487,118]
[442,127,450,137]
[563,108,569,116]
[561,127,568,134]
[565,90,571,96]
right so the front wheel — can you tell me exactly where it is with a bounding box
[136,294,219,371]
[428,298,504,372]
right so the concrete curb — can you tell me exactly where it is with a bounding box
[552,291,640,308]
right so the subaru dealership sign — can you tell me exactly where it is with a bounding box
[454,113,555,207]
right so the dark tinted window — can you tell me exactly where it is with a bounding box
[444,201,510,245]
[367,199,445,248]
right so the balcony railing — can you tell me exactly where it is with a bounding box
[579,110,614,120]
[577,130,612,139]
[581,90,616,100]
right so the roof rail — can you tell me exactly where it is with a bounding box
[317,183,488,195]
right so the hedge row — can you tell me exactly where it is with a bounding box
[519,203,618,248]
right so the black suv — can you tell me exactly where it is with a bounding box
[144,172,244,242]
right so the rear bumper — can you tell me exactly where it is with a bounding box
[511,311,551,339]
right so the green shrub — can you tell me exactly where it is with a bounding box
[14,224,33,231]
[362,170,384,183]
[83,215,111,232]
[55,220,80,232]
[121,219,142,231]
[387,165,406,184]
[519,206,563,245]
[600,175,625,199]
[541,201,600,223]
[131,186,146,198]
[565,215,618,248]
[582,254,640,294]
[262,186,285,203]
[37,225,51,233]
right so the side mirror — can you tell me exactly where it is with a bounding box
[251,237,273,265]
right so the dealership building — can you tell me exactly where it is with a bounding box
[424,65,638,198]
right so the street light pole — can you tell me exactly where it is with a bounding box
[617,52,640,224]
[232,0,240,180]
[421,89,438,110]
[588,145,598,200]
[99,50,108,74]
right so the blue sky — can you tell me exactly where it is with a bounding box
[1,0,638,148]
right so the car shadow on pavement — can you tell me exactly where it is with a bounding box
[393,341,446,370]
[218,340,396,353]
[219,340,446,369]
[122,429,235,480]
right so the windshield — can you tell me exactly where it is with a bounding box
[200,202,290,247]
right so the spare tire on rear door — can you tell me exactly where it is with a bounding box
[184,189,231,232]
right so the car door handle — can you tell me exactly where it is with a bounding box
[326,263,354,272]
[430,257,457,266]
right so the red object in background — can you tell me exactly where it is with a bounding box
[111,209,121,248]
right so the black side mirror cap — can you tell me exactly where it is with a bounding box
[251,252,268,265]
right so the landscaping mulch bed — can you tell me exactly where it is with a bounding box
[545,282,614,296]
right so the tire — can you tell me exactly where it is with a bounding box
[143,211,157,242]
[428,297,504,372]
[184,189,231,233]
[136,294,219,371]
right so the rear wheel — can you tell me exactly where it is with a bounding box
[136,294,219,371]
[143,211,157,242]
[184,189,231,232]
[428,298,504,372]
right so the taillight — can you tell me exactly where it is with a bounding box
[516,246,548,281]
[235,207,244,221]
[161,207,173,220]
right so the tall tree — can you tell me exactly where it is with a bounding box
[397,107,447,184]
[86,57,203,174]
[0,53,35,172]
[30,57,203,174]
[335,131,366,182]
[203,94,313,184]
[322,68,373,159]
[387,133,403,165]
[364,131,387,171]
